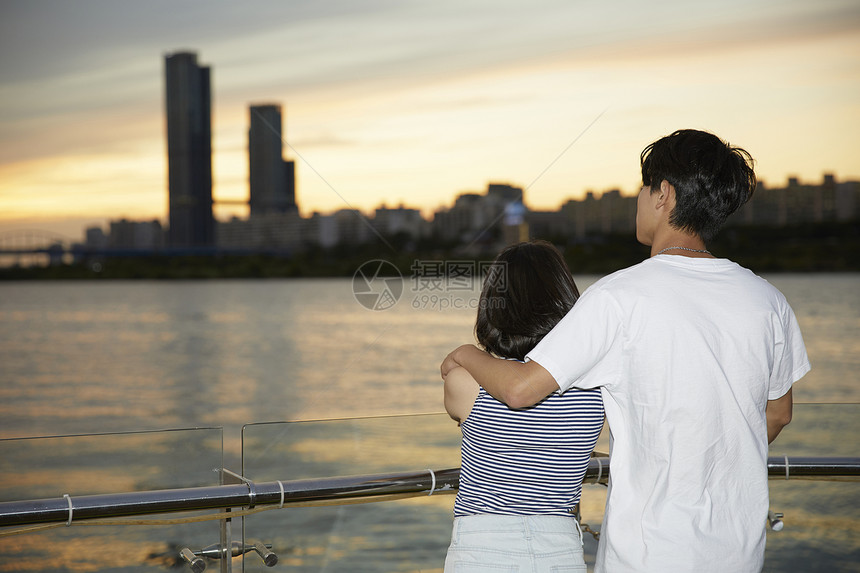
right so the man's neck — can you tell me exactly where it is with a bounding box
[649,232,710,258]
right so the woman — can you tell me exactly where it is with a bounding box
[443,240,604,572]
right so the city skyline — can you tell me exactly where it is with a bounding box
[1,0,859,240]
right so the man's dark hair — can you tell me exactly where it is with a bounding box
[475,240,579,361]
[640,129,757,243]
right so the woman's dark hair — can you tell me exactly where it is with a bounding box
[475,240,579,361]
[640,129,757,243]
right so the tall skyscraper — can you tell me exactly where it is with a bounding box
[249,104,297,216]
[164,51,214,247]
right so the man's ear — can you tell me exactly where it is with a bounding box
[657,180,676,211]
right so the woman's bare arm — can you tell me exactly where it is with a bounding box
[443,366,480,424]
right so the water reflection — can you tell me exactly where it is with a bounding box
[240,415,460,572]
[764,404,860,572]
[0,407,856,572]
[2,277,855,449]
[236,408,858,572]
[0,428,223,572]
[0,277,857,571]
[768,274,860,403]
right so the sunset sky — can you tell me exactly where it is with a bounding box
[1,0,859,240]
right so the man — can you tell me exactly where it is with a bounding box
[441,129,810,572]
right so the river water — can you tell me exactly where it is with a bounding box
[0,274,858,571]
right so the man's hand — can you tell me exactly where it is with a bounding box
[440,344,558,409]
[441,344,479,379]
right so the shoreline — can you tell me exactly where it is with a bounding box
[1,221,858,279]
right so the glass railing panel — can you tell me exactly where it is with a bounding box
[240,413,462,572]
[0,427,224,572]
[764,403,860,572]
[236,402,860,572]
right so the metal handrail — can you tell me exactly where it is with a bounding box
[766,455,860,480]
[0,468,459,528]
[0,456,857,528]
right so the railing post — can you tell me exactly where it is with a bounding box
[220,507,232,573]
[220,467,235,573]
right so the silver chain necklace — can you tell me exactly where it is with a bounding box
[656,246,712,256]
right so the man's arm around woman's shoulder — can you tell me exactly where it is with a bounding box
[441,344,559,410]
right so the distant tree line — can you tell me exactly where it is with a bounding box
[1,220,857,280]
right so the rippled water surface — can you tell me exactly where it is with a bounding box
[0,275,857,571]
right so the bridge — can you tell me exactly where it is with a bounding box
[0,229,78,267]
[0,229,296,269]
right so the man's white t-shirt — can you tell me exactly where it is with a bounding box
[526,255,810,573]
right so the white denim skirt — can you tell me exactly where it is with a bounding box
[444,514,586,573]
